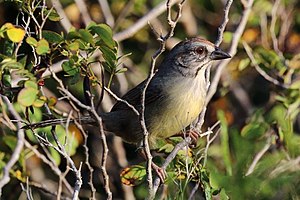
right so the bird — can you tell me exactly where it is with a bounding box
[26,37,231,150]
[100,37,231,149]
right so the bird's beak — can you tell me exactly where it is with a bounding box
[210,47,231,60]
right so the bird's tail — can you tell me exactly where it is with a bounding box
[22,115,96,130]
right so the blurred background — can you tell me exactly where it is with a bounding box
[0,0,300,199]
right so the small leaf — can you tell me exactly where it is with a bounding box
[241,122,268,140]
[68,41,80,51]
[26,36,38,47]
[36,39,50,55]
[1,58,23,69]
[120,165,146,186]
[48,96,57,108]
[3,135,17,150]
[78,29,94,45]
[17,87,38,107]
[48,9,61,22]
[42,30,63,43]
[99,45,117,69]
[89,24,115,48]
[24,80,38,90]
[290,80,300,89]
[4,23,25,43]
[66,31,81,40]
[33,97,46,107]
[238,58,250,71]
[62,60,79,76]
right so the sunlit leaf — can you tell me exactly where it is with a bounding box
[24,80,38,90]
[26,36,38,47]
[36,39,50,55]
[4,23,25,43]
[238,58,250,71]
[68,41,80,51]
[17,87,38,107]
[120,165,146,186]
[3,135,17,150]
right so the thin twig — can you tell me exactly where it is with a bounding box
[245,139,271,176]
[206,0,255,103]
[113,0,182,42]
[51,69,112,199]
[196,0,233,131]
[98,0,115,27]
[242,41,289,88]
[270,0,284,59]
[50,0,72,31]
[141,1,186,198]
[74,121,96,200]
[153,138,191,194]
[215,0,233,47]
[0,96,25,195]
[74,0,92,26]
[24,140,73,194]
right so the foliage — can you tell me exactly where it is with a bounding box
[0,0,300,199]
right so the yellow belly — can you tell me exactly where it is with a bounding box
[147,75,206,148]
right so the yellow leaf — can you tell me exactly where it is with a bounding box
[5,23,25,43]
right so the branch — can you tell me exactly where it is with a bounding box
[113,0,182,42]
[50,70,112,199]
[98,0,115,27]
[242,41,289,88]
[206,0,255,103]
[140,1,186,198]
[215,0,233,47]
[245,137,271,176]
[0,96,25,195]
[50,0,72,31]
[74,0,92,26]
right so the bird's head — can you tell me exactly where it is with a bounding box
[160,37,231,77]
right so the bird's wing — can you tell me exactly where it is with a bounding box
[111,79,163,111]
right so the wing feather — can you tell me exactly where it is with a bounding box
[111,80,163,111]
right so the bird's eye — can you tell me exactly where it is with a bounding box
[195,47,205,55]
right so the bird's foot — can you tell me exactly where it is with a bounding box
[178,129,200,147]
[151,162,166,182]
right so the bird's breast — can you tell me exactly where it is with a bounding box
[147,74,207,147]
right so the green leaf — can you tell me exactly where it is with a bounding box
[36,39,50,55]
[62,60,79,76]
[89,24,115,48]
[217,110,232,176]
[42,30,63,43]
[1,58,23,70]
[49,147,61,165]
[68,41,80,51]
[45,9,61,22]
[66,31,81,40]
[120,165,146,186]
[241,122,268,140]
[78,29,94,45]
[33,97,45,108]
[17,87,38,107]
[3,135,17,151]
[24,80,38,90]
[238,58,250,71]
[99,45,117,68]
[26,36,38,47]
[3,74,11,87]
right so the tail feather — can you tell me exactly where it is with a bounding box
[22,116,95,130]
